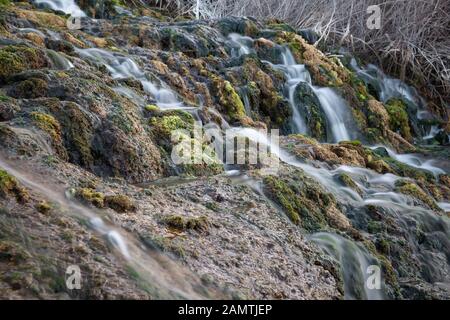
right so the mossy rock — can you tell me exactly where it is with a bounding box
[395,180,439,211]
[0,45,48,83]
[210,76,245,123]
[263,172,335,231]
[337,173,362,195]
[267,22,296,33]
[385,99,412,141]
[161,214,209,232]
[75,187,105,208]
[150,110,195,141]
[9,77,48,99]
[0,169,29,203]
[104,194,136,213]
[47,101,93,167]
[36,200,51,214]
[239,58,291,130]
[216,17,259,37]
[30,111,66,156]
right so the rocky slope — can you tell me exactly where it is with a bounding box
[0,1,449,299]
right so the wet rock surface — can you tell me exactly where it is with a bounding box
[0,1,449,300]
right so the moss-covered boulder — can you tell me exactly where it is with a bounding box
[9,77,48,99]
[263,169,351,232]
[104,194,136,213]
[0,169,28,203]
[210,75,245,123]
[0,45,49,83]
[385,99,412,141]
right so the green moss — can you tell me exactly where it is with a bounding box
[31,112,61,142]
[242,58,291,129]
[211,76,245,122]
[349,72,370,102]
[0,46,47,82]
[59,102,93,167]
[75,188,105,208]
[150,111,194,140]
[0,169,28,202]
[12,78,48,99]
[337,173,362,195]
[151,115,186,134]
[395,180,439,211]
[385,99,412,141]
[0,94,10,102]
[0,0,10,6]
[0,49,25,82]
[36,201,51,214]
[367,221,384,234]
[263,174,333,231]
[161,214,209,232]
[145,104,160,113]
[104,194,136,213]
[339,140,362,147]
[268,23,296,33]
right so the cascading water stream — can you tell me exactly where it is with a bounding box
[227,33,254,58]
[75,48,186,110]
[371,145,446,177]
[349,58,438,139]
[269,47,352,142]
[312,87,351,142]
[309,233,385,300]
[33,0,86,17]
[0,156,226,299]
[222,126,450,298]
[46,49,74,70]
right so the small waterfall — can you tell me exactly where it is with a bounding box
[271,48,311,134]
[46,49,74,70]
[310,233,385,300]
[0,156,226,299]
[76,48,183,109]
[269,47,353,142]
[16,27,47,38]
[33,0,86,17]
[218,131,449,299]
[372,145,446,177]
[227,33,254,58]
[350,58,432,124]
[423,125,442,140]
[312,87,351,142]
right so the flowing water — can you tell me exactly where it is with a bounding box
[312,87,351,142]
[33,0,86,17]
[268,47,352,142]
[309,233,385,300]
[0,156,225,299]
[219,126,450,299]
[46,49,75,70]
[76,48,186,110]
[227,33,254,58]
[5,12,449,299]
